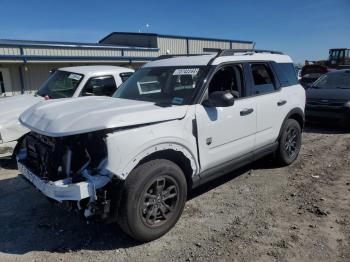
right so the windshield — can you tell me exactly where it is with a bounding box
[113,66,207,105]
[313,72,350,89]
[37,70,84,99]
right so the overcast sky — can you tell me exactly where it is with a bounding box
[0,0,349,63]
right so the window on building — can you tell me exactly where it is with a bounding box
[250,63,276,94]
[82,76,117,97]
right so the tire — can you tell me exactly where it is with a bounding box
[117,159,187,242]
[276,119,302,165]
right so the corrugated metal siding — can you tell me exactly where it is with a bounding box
[23,48,123,57]
[123,50,159,57]
[157,37,187,55]
[189,40,230,54]
[231,42,253,49]
[22,64,53,91]
[0,47,21,55]
[5,64,22,93]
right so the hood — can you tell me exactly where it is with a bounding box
[0,94,43,126]
[306,87,350,101]
[20,96,189,137]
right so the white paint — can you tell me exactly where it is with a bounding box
[19,98,189,137]
[18,161,110,202]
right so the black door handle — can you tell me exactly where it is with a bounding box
[240,108,254,116]
[277,100,287,106]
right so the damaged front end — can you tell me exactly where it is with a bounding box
[17,131,118,221]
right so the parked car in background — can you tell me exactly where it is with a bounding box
[0,65,134,157]
[305,69,350,126]
[17,50,305,241]
[300,64,328,88]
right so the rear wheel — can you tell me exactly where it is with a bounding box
[276,119,302,165]
[117,159,187,242]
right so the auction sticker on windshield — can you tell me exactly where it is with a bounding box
[68,73,82,81]
[173,68,200,75]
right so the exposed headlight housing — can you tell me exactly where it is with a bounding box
[345,101,350,108]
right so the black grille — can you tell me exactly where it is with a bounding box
[25,132,64,181]
[306,98,347,107]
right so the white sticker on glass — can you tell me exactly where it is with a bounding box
[68,73,82,81]
[173,68,200,75]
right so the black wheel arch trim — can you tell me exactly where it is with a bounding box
[277,108,305,142]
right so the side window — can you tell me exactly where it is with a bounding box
[208,64,244,98]
[120,72,133,83]
[273,63,298,87]
[250,63,276,94]
[82,76,117,97]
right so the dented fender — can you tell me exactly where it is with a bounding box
[104,109,199,180]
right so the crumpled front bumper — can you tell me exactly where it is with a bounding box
[18,161,111,202]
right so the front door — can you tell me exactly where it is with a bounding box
[195,64,257,172]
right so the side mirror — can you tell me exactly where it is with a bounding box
[203,91,235,107]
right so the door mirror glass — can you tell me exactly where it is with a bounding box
[204,91,235,107]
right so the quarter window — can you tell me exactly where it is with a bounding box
[273,63,298,86]
[250,64,276,94]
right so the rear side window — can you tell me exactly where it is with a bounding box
[120,72,133,82]
[250,63,276,94]
[273,63,298,87]
[82,76,117,97]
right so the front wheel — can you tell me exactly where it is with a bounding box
[117,159,187,242]
[276,119,302,165]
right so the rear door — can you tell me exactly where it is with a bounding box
[248,62,286,149]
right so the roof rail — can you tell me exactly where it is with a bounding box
[154,54,204,61]
[206,49,284,65]
[219,49,283,56]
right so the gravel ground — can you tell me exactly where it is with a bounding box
[0,124,349,262]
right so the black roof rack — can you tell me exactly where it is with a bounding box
[206,49,284,65]
[154,54,204,61]
[216,49,283,56]
[153,49,284,62]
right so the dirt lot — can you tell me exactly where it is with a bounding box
[0,124,349,262]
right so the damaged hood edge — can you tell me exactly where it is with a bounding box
[19,96,189,137]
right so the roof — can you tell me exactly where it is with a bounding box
[0,38,159,51]
[99,32,254,44]
[60,65,134,75]
[143,55,216,67]
[143,53,293,68]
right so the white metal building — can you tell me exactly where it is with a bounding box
[0,32,253,95]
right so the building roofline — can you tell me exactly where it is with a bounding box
[99,32,254,44]
[0,39,159,51]
[0,54,157,63]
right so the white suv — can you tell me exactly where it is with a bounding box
[17,50,305,241]
[0,65,134,158]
